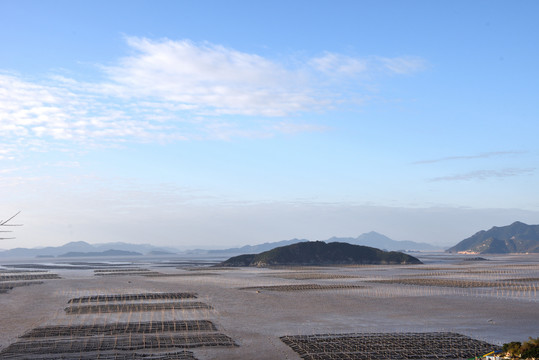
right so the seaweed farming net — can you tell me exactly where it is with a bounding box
[68,292,198,303]
[0,349,198,360]
[0,273,60,281]
[2,290,238,360]
[21,320,218,338]
[0,281,44,294]
[240,284,366,292]
[281,332,500,360]
[1,333,237,356]
[65,302,212,314]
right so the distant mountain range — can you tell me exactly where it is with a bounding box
[0,241,178,258]
[446,221,539,254]
[58,249,143,257]
[202,231,441,256]
[327,232,441,251]
[202,238,309,255]
[0,231,440,259]
[220,241,423,267]
[3,223,536,258]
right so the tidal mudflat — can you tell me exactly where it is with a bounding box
[0,253,537,359]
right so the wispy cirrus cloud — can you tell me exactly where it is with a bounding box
[380,56,426,74]
[0,37,426,155]
[429,168,535,182]
[271,121,329,135]
[413,151,526,165]
[309,53,369,75]
[309,52,426,76]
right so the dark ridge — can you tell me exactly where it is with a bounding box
[219,241,422,267]
[447,222,539,254]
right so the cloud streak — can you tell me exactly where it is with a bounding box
[429,168,535,182]
[413,151,525,165]
[310,53,426,76]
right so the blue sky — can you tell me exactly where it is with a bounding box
[1,1,538,249]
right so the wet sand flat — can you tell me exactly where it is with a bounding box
[0,253,537,359]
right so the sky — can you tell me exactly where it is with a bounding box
[1,0,538,250]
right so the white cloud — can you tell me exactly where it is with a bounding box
[50,161,81,168]
[103,37,317,116]
[0,166,29,175]
[310,53,426,76]
[0,72,186,150]
[271,121,329,134]
[0,74,72,136]
[380,56,426,74]
[0,38,427,155]
[310,53,368,75]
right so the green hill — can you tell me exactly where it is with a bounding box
[446,222,539,254]
[219,241,422,267]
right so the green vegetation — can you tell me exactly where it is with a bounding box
[502,337,539,359]
[220,241,422,267]
[447,221,539,254]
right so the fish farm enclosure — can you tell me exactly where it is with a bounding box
[0,253,538,359]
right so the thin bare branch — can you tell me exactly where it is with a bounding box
[1,211,22,240]
[0,211,22,226]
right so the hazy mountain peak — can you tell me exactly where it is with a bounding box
[63,241,91,246]
[357,231,391,240]
[0,241,178,258]
[447,222,539,254]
